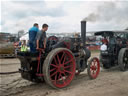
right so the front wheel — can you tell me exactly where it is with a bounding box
[118,48,128,71]
[87,57,100,79]
[43,48,76,89]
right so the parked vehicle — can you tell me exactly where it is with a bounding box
[95,31,128,71]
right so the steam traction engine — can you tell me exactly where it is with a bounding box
[95,31,128,71]
[18,21,100,89]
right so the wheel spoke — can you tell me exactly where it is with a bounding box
[55,74,57,81]
[54,57,58,65]
[58,72,62,80]
[60,52,65,62]
[91,62,93,66]
[60,73,66,85]
[67,74,72,81]
[90,66,93,70]
[50,68,57,72]
[92,61,95,66]
[64,70,72,74]
[94,60,97,66]
[62,72,67,77]
[53,74,57,84]
[63,58,74,65]
[51,64,58,68]
[50,71,58,77]
[57,54,61,64]
[64,65,72,69]
[90,63,93,68]
[92,70,95,74]
[62,55,66,65]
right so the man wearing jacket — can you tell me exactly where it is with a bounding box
[29,23,39,52]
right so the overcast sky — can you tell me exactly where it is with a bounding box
[1,0,128,34]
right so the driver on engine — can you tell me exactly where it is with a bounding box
[100,41,107,51]
[36,24,49,52]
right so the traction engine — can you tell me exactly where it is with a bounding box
[18,21,100,89]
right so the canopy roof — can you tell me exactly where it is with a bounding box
[94,30,128,36]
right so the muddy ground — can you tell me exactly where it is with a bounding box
[0,52,128,96]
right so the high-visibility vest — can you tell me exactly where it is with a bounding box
[21,45,28,52]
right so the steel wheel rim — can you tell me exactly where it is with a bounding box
[49,50,76,88]
[123,51,128,68]
[90,58,100,79]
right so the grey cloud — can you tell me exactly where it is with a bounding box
[12,1,45,5]
[1,1,66,21]
[2,1,128,33]
[84,1,128,24]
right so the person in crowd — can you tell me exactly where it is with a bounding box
[20,40,28,52]
[100,41,107,51]
[101,37,108,45]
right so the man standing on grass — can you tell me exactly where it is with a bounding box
[36,24,48,52]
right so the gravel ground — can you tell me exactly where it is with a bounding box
[0,52,128,96]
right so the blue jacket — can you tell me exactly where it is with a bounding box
[29,26,39,43]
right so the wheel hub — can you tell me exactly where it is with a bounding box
[60,66,64,71]
[91,66,96,70]
[57,65,64,72]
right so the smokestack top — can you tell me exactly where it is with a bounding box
[81,20,87,23]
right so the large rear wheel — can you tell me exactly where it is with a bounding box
[43,48,76,89]
[118,48,128,71]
